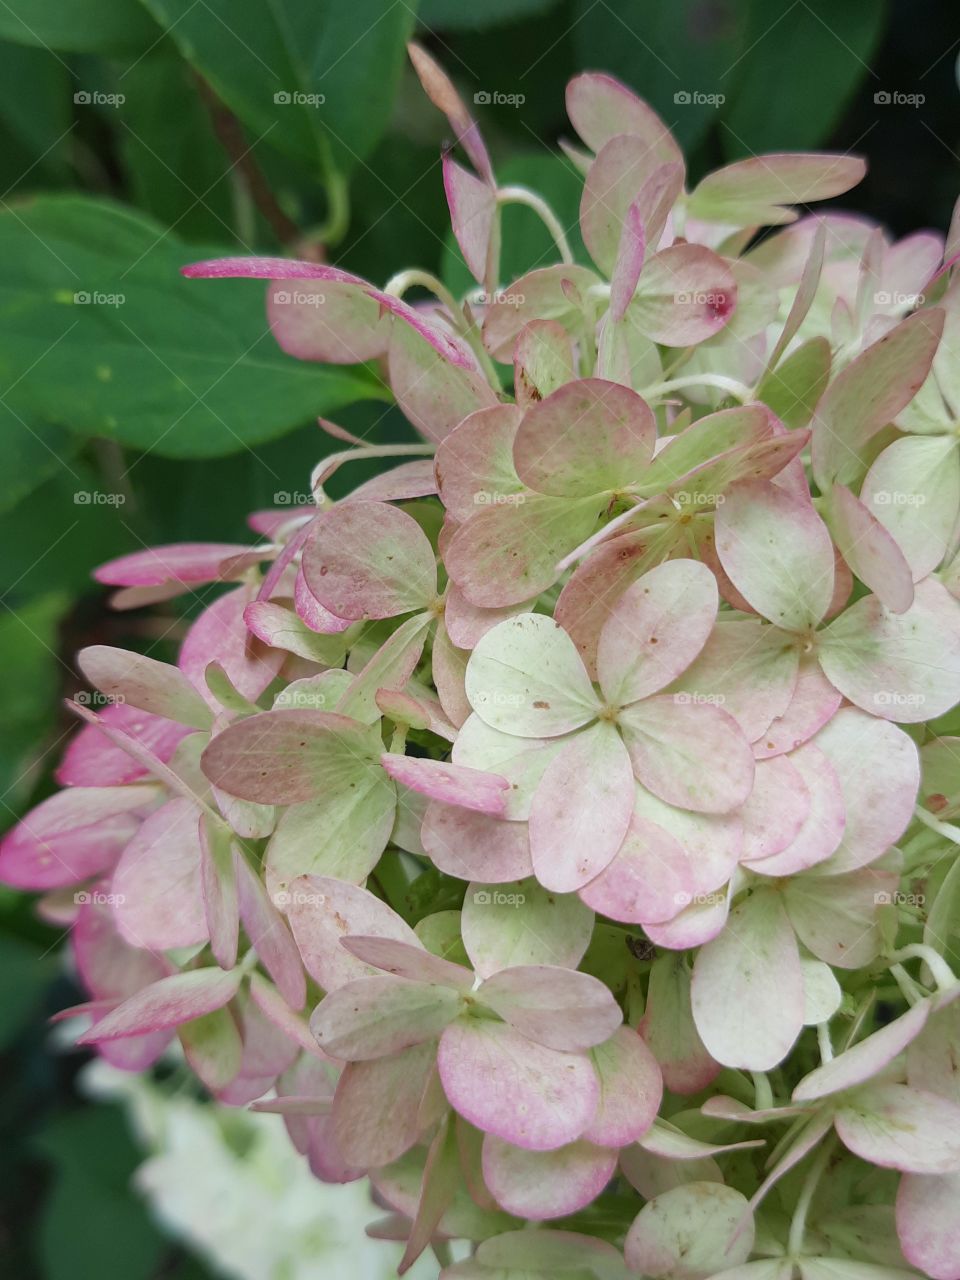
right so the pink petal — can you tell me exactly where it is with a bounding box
[529,722,635,891]
[715,479,835,630]
[200,709,381,804]
[784,863,895,969]
[644,888,731,951]
[632,245,737,346]
[633,787,743,900]
[310,976,462,1060]
[294,570,357,635]
[811,707,920,873]
[346,458,439,504]
[421,803,533,883]
[793,999,932,1101]
[738,755,811,861]
[111,798,207,950]
[862,435,960,582]
[578,806,695,926]
[332,1040,440,1168]
[812,308,945,488]
[582,1026,663,1147]
[512,377,655,499]
[753,656,841,758]
[408,42,493,184]
[301,501,437,621]
[461,875,594,978]
[691,889,804,1070]
[380,753,508,816]
[387,309,498,444]
[443,153,496,285]
[689,153,866,226]
[477,965,622,1051]
[742,744,844,876]
[180,587,286,706]
[819,577,960,722]
[236,854,306,1010]
[466,612,600,736]
[835,1083,960,1174]
[284,876,418,993]
[580,136,680,275]
[826,486,915,614]
[482,263,601,363]
[339,936,474,991]
[94,542,251,589]
[597,559,719,704]
[434,404,523,523]
[437,1019,599,1151]
[620,697,755,814]
[0,785,156,890]
[77,645,212,730]
[482,1137,617,1221]
[76,967,242,1042]
[896,1171,960,1280]
[625,1182,755,1279]
[566,73,681,158]
[640,955,721,1096]
[56,703,190,787]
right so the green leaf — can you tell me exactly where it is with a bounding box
[139,0,418,173]
[0,0,159,54]
[722,0,888,154]
[33,1106,168,1280]
[118,53,237,242]
[0,402,81,514]
[0,931,58,1048]
[572,0,749,149]
[0,41,71,169]
[755,336,832,429]
[0,591,71,810]
[0,196,384,457]
[419,0,560,29]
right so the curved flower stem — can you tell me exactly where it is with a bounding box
[913,805,960,844]
[890,963,925,1005]
[383,269,465,324]
[787,1133,836,1258]
[641,373,753,402]
[889,943,958,993]
[496,185,575,265]
[817,1022,833,1064]
[311,443,435,503]
[752,1072,774,1110]
[555,495,656,573]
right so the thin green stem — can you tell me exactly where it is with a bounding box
[497,185,574,264]
[787,1133,836,1257]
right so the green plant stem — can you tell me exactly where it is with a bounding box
[497,185,574,264]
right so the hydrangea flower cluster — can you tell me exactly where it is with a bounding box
[6,46,960,1280]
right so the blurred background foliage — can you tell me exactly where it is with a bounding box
[0,0,956,1274]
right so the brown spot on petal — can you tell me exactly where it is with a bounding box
[533,700,550,709]
[927,793,949,813]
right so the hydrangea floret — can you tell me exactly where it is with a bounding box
[6,45,960,1280]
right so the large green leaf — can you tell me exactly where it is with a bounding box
[572,0,749,149]
[0,196,384,457]
[0,0,159,54]
[0,403,81,514]
[138,0,418,173]
[33,1107,169,1280]
[722,0,888,154]
[419,0,561,29]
